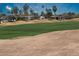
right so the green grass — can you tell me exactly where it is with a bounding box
[0,21,79,39]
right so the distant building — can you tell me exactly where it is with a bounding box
[40,16,45,20]
[51,15,64,20]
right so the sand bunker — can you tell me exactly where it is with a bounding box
[0,30,79,55]
[0,19,54,26]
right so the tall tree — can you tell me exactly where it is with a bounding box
[13,6,19,15]
[45,8,52,18]
[23,4,29,15]
[30,9,38,19]
[41,5,45,16]
[41,11,45,16]
[42,5,45,9]
[30,9,34,16]
[19,10,22,15]
[52,6,57,16]
[10,9,13,14]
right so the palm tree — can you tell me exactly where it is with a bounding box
[13,6,19,15]
[23,4,29,15]
[41,11,45,16]
[30,9,38,19]
[52,6,57,16]
[19,10,22,15]
[41,5,45,16]
[30,9,34,16]
[45,8,52,18]
[42,5,44,9]
[10,9,13,15]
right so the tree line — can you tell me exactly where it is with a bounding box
[9,4,57,17]
[0,4,79,19]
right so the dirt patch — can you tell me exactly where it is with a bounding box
[0,19,55,26]
[0,30,79,55]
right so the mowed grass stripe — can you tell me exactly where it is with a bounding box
[0,21,79,39]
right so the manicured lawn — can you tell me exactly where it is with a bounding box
[0,21,79,39]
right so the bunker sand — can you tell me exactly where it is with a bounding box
[0,19,54,26]
[0,30,79,55]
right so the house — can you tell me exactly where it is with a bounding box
[50,15,64,20]
[40,16,45,20]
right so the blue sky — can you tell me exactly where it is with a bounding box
[0,3,79,15]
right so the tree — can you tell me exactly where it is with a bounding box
[0,13,6,17]
[19,10,22,15]
[41,11,45,16]
[45,8,52,18]
[30,9,34,16]
[52,6,57,16]
[42,5,45,9]
[30,9,39,19]
[62,12,75,19]
[13,6,19,15]
[10,9,13,14]
[23,4,29,15]
[33,12,39,19]
[67,12,75,16]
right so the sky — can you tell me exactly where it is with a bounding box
[0,3,79,15]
